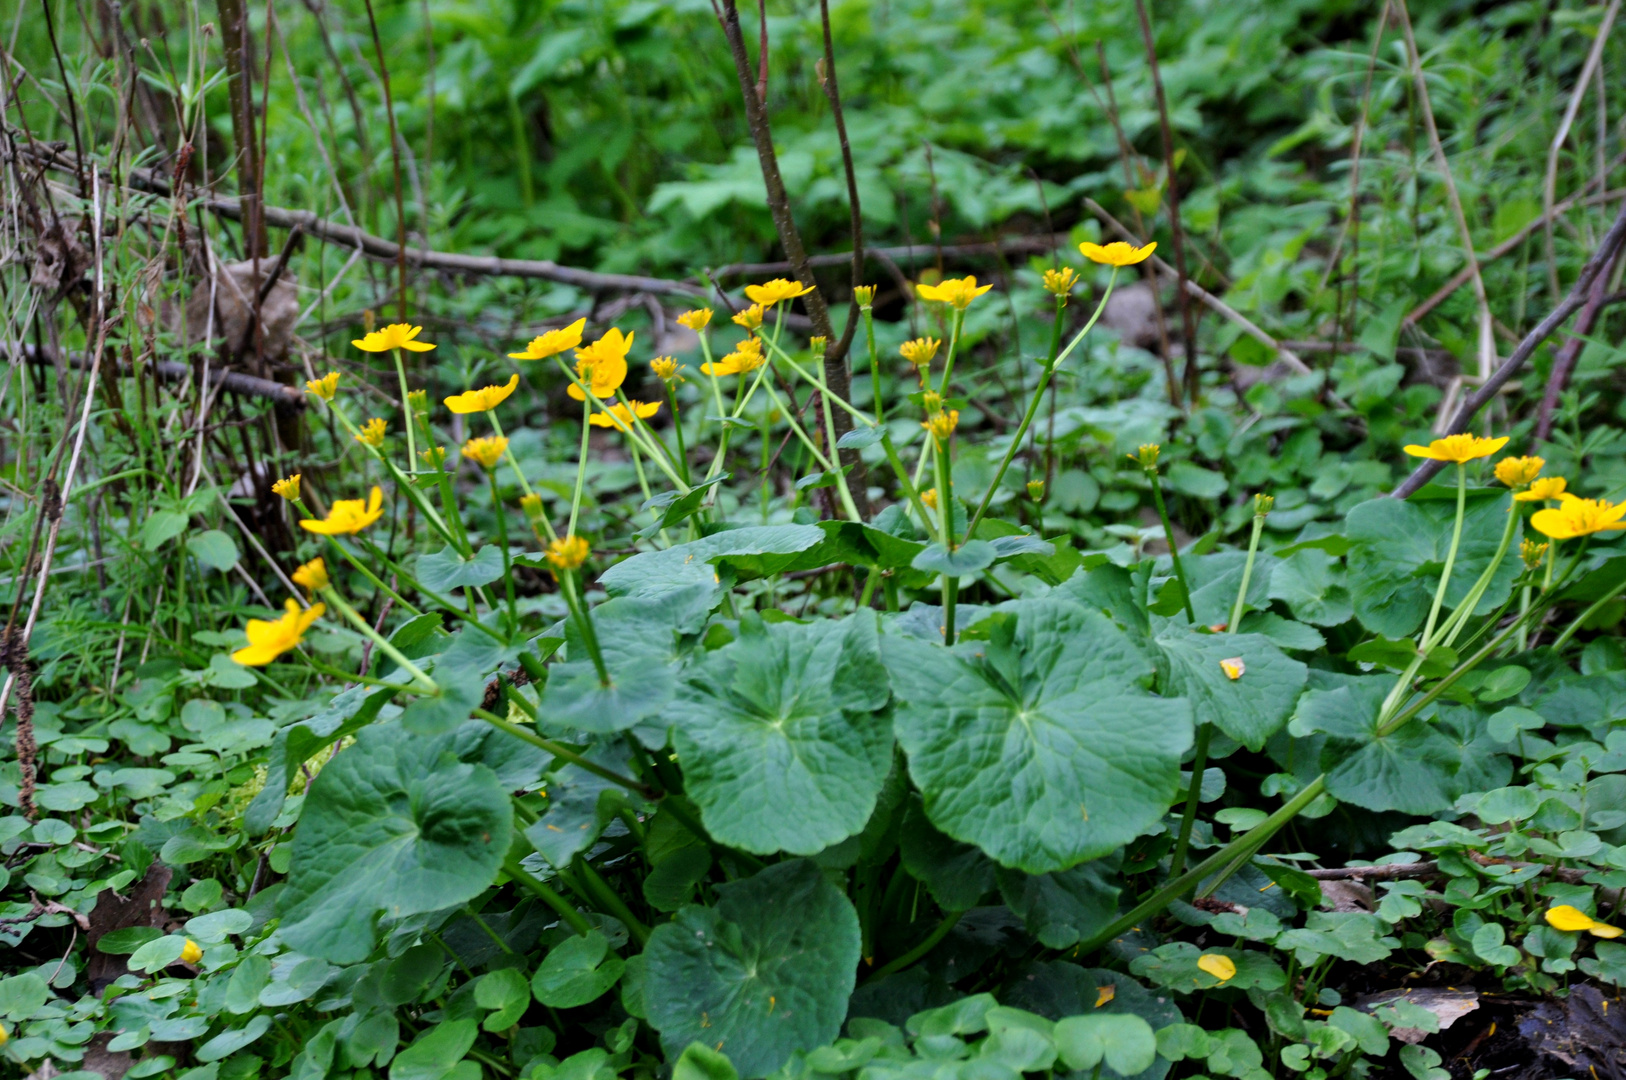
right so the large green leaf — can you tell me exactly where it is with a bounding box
[540,595,686,735]
[598,525,825,613]
[1345,495,1520,638]
[886,596,1191,873]
[245,684,395,834]
[416,545,508,592]
[899,797,996,911]
[670,611,891,855]
[277,724,513,963]
[1154,626,1307,751]
[1288,674,1460,815]
[643,859,859,1078]
[997,857,1122,949]
[1269,549,1354,626]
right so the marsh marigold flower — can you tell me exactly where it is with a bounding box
[677,308,714,332]
[1195,953,1236,982]
[569,329,633,402]
[301,486,386,535]
[1080,240,1157,267]
[272,474,301,502]
[421,446,447,469]
[925,410,960,442]
[356,418,387,448]
[900,338,941,370]
[854,285,876,308]
[1516,477,1568,502]
[590,400,661,432]
[703,338,765,377]
[732,304,766,332]
[292,557,329,595]
[1521,539,1549,569]
[352,323,435,353]
[744,278,814,307]
[651,357,684,383]
[1403,433,1509,463]
[546,535,590,573]
[1131,443,1161,469]
[1495,455,1545,488]
[232,599,324,666]
[463,435,509,470]
[1546,905,1623,938]
[446,374,520,414]
[509,318,587,361]
[1043,267,1079,297]
[179,939,204,964]
[921,488,938,510]
[916,275,993,309]
[1532,496,1626,540]
[306,371,340,401]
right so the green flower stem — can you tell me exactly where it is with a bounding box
[759,381,835,473]
[552,358,689,493]
[568,398,592,539]
[703,369,751,486]
[574,856,649,946]
[320,587,437,693]
[377,453,465,553]
[358,538,507,643]
[663,383,691,485]
[699,332,727,441]
[759,336,877,430]
[475,707,651,795]
[559,570,612,686]
[966,279,1116,538]
[1518,584,1534,652]
[859,566,880,609]
[936,308,966,396]
[761,380,860,523]
[1553,573,1626,651]
[1168,723,1213,880]
[1147,467,1196,623]
[1435,493,1521,651]
[812,348,860,522]
[1229,509,1269,632]
[865,909,965,983]
[392,347,418,469]
[934,434,959,645]
[862,303,882,424]
[616,388,683,479]
[1077,774,1329,957]
[487,470,518,632]
[290,497,422,617]
[304,655,425,692]
[415,412,472,552]
[1420,463,1469,648]
[880,431,941,544]
[504,855,594,936]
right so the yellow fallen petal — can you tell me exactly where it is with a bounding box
[1196,953,1237,982]
[1545,904,1597,932]
[1219,657,1246,680]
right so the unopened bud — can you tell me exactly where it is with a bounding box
[1254,493,1274,516]
[854,285,876,309]
[1027,479,1045,503]
[1130,443,1161,470]
[810,336,827,358]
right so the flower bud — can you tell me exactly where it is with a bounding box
[180,939,203,965]
[1042,267,1078,299]
[854,285,876,309]
[356,418,387,448]
[1027,479,1045,503]
[520,492,546,522]
[272,474,301,502]
[406,389,429,416]
[546,535,591,574]
[1254,493,1274,516]
[810,336,827,358]
[1130,443,1161,470]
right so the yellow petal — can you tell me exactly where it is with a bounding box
[1196,953,1237,982]
[1219,657,1246,680]
[1545,904,1597,932]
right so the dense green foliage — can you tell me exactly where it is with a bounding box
[8,1,1626,1079]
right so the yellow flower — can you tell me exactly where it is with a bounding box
[509,318,587,360]
[1402,434,1510,463]
[1219,657,1246,680]
[1080,240,1158,267]
[445,373,520,415]
[463,435,509,470]
[916,275,993,309]
[921,488,938,510]
[1515,476,1568,502]
[292,557,329,595]
[356,418,387,448]
[744,278,815,307]
[568,329,634,402]
[1521,539,1549,569]
[421,446,447,469]
[677,308,714,332]
[0,1021,7,1047]
[1495,455,1545,488]
[924,410,960,442]
[306,371,340,401]
[922,391,943,415]
[1546,905,1624,938]
[900,338,941,369]
[520,492,545,522]
[272,474,302,502]
[180,939,204,965]
[1196,953,1236,982]
[1532,497,1626,540]
[702,338,766,377]
[854,285,876,308]
[232,599,324,666]
[301,486,386,535]
[590,400,662,432]
[1043,267,1079,297]
[546,535,590,573]
[352,323,435,353]
[732,304,766,331]
[651,357,685,383]
[1131,443,1161,469]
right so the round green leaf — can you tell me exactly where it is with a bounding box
[531,930,625,1008]
[186,529,240,572]
[671,611,892,855]
[643,859,860,1079]
[277,724,513,963]
[886,597,1191,872]
[1154,627,1307,751]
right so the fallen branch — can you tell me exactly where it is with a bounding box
[16,343,306,408]
[1307,853,1595,886]
[1392,197,1626,499]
